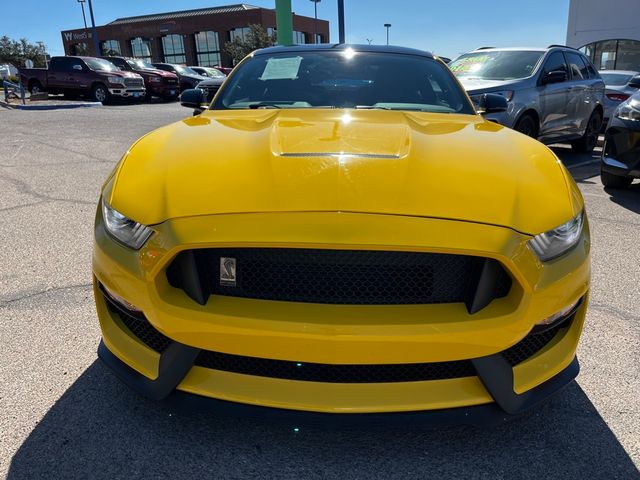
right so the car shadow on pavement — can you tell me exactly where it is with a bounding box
[7,361,640,479]
[604,183,640,214]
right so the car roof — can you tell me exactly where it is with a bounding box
[254,43,434,59]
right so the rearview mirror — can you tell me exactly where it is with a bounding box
[180,88,207,110]
[628,75,640,89]
[477,93,508,114]
[543,70,567,84]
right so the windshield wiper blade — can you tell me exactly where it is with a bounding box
[355,105,392,110]
[247,102,282,109]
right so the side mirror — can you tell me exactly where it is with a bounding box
[180,88,207,110]
[543,70,567,84]
[628,75,640,89]
[477,93,508,114]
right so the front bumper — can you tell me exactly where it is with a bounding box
[148,83,179,97]
[602,117,640,178]
[108,87,146,99]
[93,210,590,418]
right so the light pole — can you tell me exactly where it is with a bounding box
[384,23,391,45]
[77,0,88,29]
[310,0,321,44]
[338,0,345,44]
[87,0,101,56]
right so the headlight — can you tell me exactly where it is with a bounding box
[102,200,152,249]
[615,100,640,121]
[491,90,514,102]
[528,211,584,261]
[107,76,125,85]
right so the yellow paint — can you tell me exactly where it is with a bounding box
[93,107,590,413]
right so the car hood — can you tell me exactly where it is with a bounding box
[198,78,225,87]
[457,77,523,94]
[107,109,581,235]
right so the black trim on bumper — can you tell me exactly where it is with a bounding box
[98,337,579,424]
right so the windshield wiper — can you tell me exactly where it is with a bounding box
[247,102,282,109]
[355,105,392,110]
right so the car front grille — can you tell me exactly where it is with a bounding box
[124,77,144,88]
[199,85,220,102]
[166,248,512,312]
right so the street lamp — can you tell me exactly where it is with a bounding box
[87,0,101,56]
[384,23,391,45]
[310,0,321,44]
[77,0,88,29]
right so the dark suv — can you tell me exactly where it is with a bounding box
[151,63,207,92]
[101,57,179,100]
[450,45,605,152]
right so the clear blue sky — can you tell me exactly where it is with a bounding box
[2,0,570,59]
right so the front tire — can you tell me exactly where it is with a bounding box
[91,83,109,104]
[572,110,602,153]
[601,169,633,189]
[29,80,43,95]
[514,114,538,139]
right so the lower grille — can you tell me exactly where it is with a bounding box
[502,313,576,366]
[102,287,575,384]
[167,248,512,312]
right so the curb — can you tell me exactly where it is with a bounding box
[0,99,102,110]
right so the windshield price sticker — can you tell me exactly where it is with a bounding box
[260,56,303,80]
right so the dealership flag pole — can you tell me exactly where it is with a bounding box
[87,0,101,56]
[275,0,293,46]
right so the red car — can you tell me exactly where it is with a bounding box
[102,56,180,101]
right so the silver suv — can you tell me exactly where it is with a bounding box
[449,46,605,152]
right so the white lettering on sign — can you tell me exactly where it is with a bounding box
[63,31,93,42]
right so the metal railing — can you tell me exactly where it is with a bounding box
[3,79,26,105]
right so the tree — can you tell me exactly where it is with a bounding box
[0,36,47,68]
[223,24,276,65]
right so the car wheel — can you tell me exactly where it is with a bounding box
[29,81,43,95]
[91,83,109,104]
[601,169,633,189]
[514,114,538,139]
[572,110,602,153]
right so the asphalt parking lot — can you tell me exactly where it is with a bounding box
[0,102,638,479]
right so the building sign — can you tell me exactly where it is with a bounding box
[62,31,93,43]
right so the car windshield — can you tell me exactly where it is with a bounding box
[449,51,544,80]
[127,59,155,70]
[85,58,118,72]
[202,67,225,78]
[174,65,199,76]
[600,73,635,86]
[213,50,474,113]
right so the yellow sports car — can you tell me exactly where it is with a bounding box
[93,45,590,424]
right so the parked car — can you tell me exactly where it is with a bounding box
[214,66,233,75]
[0,63,18,79]
[100,56,179,100]
[598,70,640,124]
[191,75,226,114]
[19,56,145,103]
[95,44,590,423]
[449,46,605,152]
[188,66,227,79]
[151,63,207,92]
[601,91,640,188]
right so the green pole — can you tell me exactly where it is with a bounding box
[275,0,293,45]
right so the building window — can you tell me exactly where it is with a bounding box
[293,31,306,44]
[195,31,221,66]
[581,39,640,71]
[162,34,186,64]
[314,34,323,44]
[130,37,152,61]
[230,27,251,42]
[70,43,89,56]
[100,40,121,56]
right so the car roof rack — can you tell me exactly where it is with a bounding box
[547,44,579,50]
[474,46,495,50]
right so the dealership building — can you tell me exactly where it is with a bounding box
[60,3,329,67]
[567,0,640,70]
